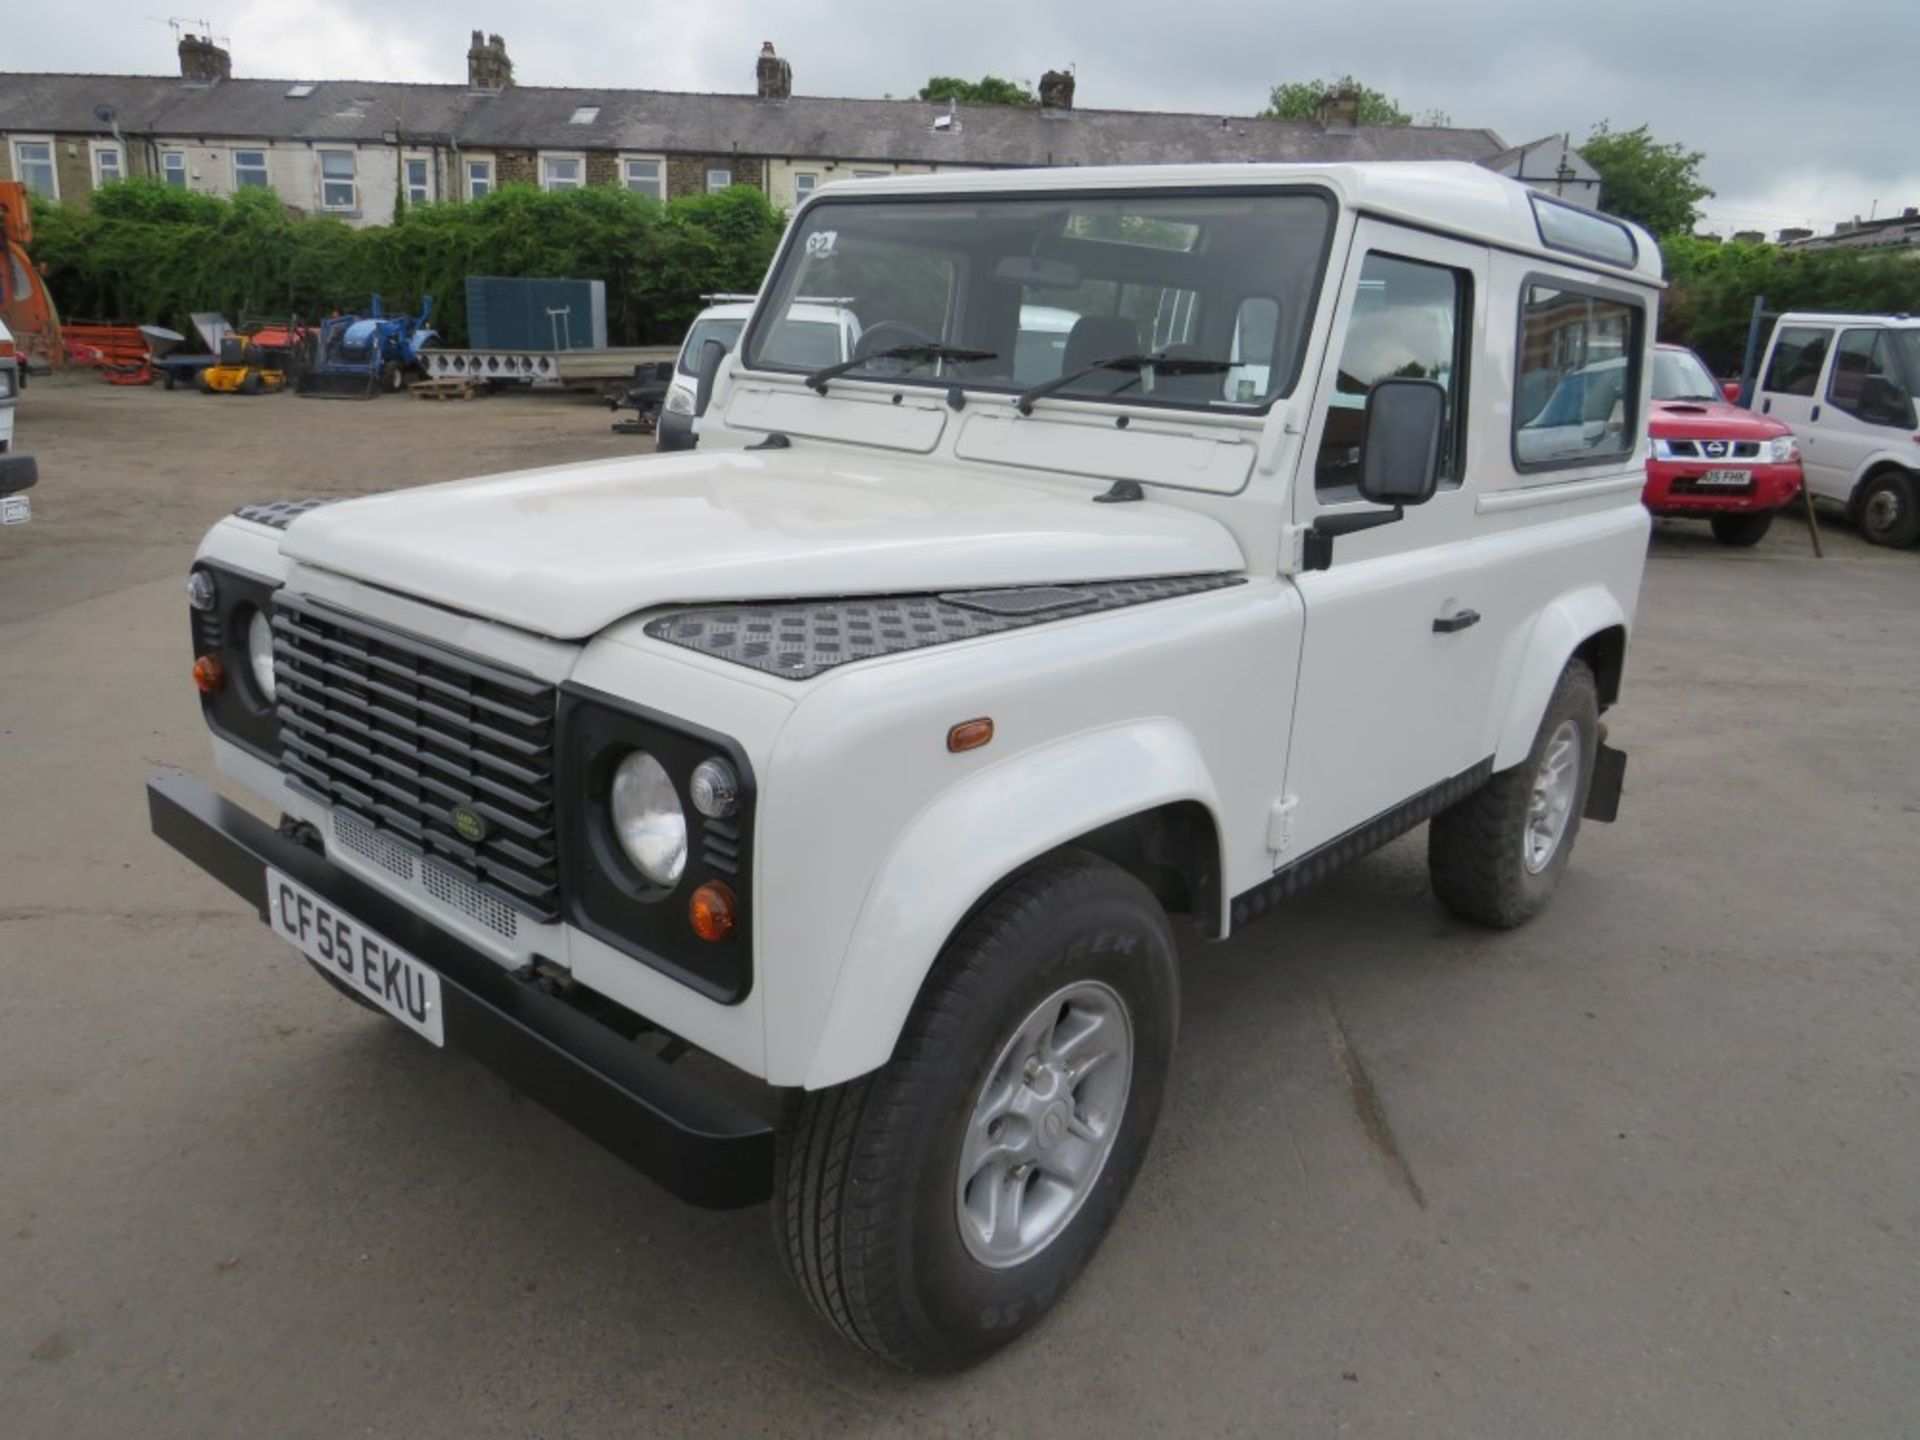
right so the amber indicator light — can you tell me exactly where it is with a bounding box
[191,653,225,694]
[946,717,994,753]
[689,881,737,942]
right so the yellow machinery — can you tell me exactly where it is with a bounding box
[196,328,296,395]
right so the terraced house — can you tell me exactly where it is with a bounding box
[0,32,1581,226]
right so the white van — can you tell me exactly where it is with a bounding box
[657,295,860,451]
[154,163,1657,1369]
[1752,313,1920,546]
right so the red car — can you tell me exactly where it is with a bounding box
[1645,343,1803,546]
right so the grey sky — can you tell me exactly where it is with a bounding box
[7,1,1914,236]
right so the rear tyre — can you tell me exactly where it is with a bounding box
[1429,661,1598,929]
[194,371,214,395]
[239,373,264,396]
[382,362,407,394]
[773,850,1178,1371]
[1710,511,1773,547]
[1858,471,1920,548]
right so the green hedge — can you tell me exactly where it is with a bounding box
[1659,236,1920,375]
[30,178,786,347]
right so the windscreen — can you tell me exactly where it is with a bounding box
[1651,349,1720,401]
[744,189,1334,412]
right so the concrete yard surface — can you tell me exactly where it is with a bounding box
[1,378,1916,1437]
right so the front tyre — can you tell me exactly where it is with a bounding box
[774,850,1178,1370]
[1859,471,1920,548]
[1429,660,1598,929]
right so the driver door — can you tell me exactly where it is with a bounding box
[1280,221,1501,860]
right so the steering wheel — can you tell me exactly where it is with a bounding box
[853,321,939,368]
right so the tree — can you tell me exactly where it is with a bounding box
[917,75,1037,107]
[1578,123,1713,238]
[1260,75,1410,126]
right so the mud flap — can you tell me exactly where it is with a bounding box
[1584,742,1626,823]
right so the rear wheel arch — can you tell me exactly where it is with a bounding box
[1572,624,1627,710]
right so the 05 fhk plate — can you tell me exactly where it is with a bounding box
[1695,468,1752,486]
[266,867,445,1045]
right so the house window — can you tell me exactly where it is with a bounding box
[162,151,188,188]
[91,144,123,187]
[792,171,818,203]
[541,155,583,191]
[1512,282,1642,471]
[12,141,56,199]
[466,158,493,199]
[404,156,431,204]
[623,157,663,199]
[706,167,732,193]
[233,149,271,189]
[318,149,356,209]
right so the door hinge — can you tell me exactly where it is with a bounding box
[1267,795,1300,855]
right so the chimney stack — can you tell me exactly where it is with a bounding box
[468,30,514,91]
[1039,68,1076,111]
[178,33,231,84]
[756,42,792,101]
[1317,85,1361,130]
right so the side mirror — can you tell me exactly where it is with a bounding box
[1722,380,1743,405]
[693,338,728,419]
[1358,378,1446,506]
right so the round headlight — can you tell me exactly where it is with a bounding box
[689,757,740,819]
[187,569,218,612]
[246,608,277,703]
[610,751,686,887]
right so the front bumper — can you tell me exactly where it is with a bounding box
[146,770,774,1209]
[1643,459,1801,516]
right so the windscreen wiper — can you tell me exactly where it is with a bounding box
[805,345,999,394]
[1014,353,1232,415]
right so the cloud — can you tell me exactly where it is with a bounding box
[7,0,1912,233]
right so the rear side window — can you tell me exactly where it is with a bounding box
[1513,282,1642,470]
[1316,253,1469,493]
[1761,326,1831,397]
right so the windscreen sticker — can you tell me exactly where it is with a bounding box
[805,230,838,259]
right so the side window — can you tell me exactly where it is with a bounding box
[1317,253,1468,493]
[1512,283,1640,471]
[1827,329,1916,427]
[1761,326,1831,397]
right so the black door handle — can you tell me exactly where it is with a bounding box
[1433,608,1481,634]
[1811,404,1821,422]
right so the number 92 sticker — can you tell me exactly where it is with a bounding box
[805,230,838,259]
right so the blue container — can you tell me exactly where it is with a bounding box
[465,277,609,351]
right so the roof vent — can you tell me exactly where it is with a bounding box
[570,105,600,125]
[286,83,316,98]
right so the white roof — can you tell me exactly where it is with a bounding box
[1773,311,1920,329]
[807,162,1663,284]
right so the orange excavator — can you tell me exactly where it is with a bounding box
[0,180,62,374]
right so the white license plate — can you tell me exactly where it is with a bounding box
[266,868,445,1045]
[0,495,28,525]
[1696,468,1751,486]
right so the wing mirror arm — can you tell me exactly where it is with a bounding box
[1303,506,1403,571]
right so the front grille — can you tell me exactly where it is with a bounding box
[1663,438,1762,460]
[272,594,560,921]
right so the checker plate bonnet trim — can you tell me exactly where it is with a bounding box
[642,574,1245,680]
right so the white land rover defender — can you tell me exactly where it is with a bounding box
[151,163,1656,1370]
